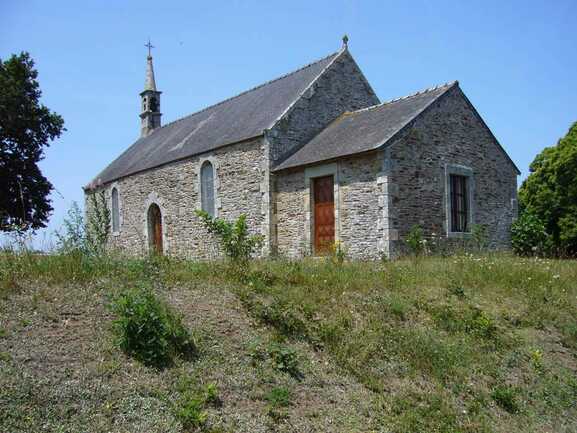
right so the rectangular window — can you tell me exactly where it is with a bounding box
[450,174,469,232]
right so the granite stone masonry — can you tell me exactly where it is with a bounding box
[266,50,379,165]
[383,85,518,256]
[87,138,266,259]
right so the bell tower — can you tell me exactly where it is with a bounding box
[140,40,162,137]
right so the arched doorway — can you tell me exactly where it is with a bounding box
[147,203,163,254]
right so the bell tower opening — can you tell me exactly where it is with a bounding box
[140,39,162,137]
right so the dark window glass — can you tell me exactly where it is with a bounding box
[201,161,215,217]
[111,188,120,232]
[450,174,469,232]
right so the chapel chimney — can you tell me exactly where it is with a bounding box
[140,40,162,137]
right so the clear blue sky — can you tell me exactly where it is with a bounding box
[2,0,576,248]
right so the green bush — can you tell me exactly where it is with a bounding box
[195,211,263,263]
[173,381,221,430]
[267,342,299,376]
[491,384,520,413]
[265,385,291,422]
[111,288,196,368]
[265,386,292,408]
[55,193,110,256]
[55,202,86,254]
[471,224,488,251]
[511,211,549,256]
[175,395,207,429]
[265,386,291,422]
[252,298,309,340]
[405,225,426,256]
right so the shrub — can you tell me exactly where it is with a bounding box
[530,348,544,371]
[253,299,308,340]
[173,381,221,429]
[267,342,299,376]
[55,194,110,256]
[448,282,466,298]
[265,386,291,422]
[405,225,426,256]
[55,202,86,254]
[265,386,291,408]
[203,383,222,407]
[111,288,196,368]
[175,395,207,429]
[85,191,110,255]
[329,241,347,265]
[491,384,520,413]
[195,211,263,263]
[511,211,549,256]
[465,308,497,339]
[471,224,488,251]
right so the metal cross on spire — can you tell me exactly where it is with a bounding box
[145,38,154,57]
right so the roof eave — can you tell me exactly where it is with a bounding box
[84,132,265,191]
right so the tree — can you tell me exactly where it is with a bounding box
[0,52,64,232]
[519,122,577,255]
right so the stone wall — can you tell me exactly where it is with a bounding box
[266,49,379,165]
[384,85,518,255]
[274,152,384,260]
[86,137,267,258]
[274,85,518,260]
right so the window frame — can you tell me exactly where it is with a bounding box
[449,174,469,233]
[445,164,474,237]
[110,185,121,235]
[199,158,218,217]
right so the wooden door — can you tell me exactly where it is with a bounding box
[313,175,335,254]
[148,204,163,255]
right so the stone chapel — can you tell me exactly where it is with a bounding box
[85,38,519,259]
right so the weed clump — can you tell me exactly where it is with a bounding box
[251,298,309,340]
[265,386,291,422]
[267,342,299,376]
[173,382,221,430]
[491,384,520,413]
[406,225,426,256]
[111,288,196,368]
[248,338,300,377]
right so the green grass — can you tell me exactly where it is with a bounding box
[1,250,576,432]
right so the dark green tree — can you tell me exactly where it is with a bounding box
[519,122,577,255]
[0,52,64,232]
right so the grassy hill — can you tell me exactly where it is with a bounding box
[1,252,576,432]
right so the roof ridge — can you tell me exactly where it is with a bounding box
[267,47,347,131]
[349,80,458,115]
[155,50,342,132]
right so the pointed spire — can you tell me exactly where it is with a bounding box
[144,39,157,91]
[140,39,162,137]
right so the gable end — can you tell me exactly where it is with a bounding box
[453,86,520,175]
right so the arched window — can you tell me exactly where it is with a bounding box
[111,187,120,233]
[200,161,215,216]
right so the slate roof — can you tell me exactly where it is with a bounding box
[88,50,341,188]
[274,82,457,171]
